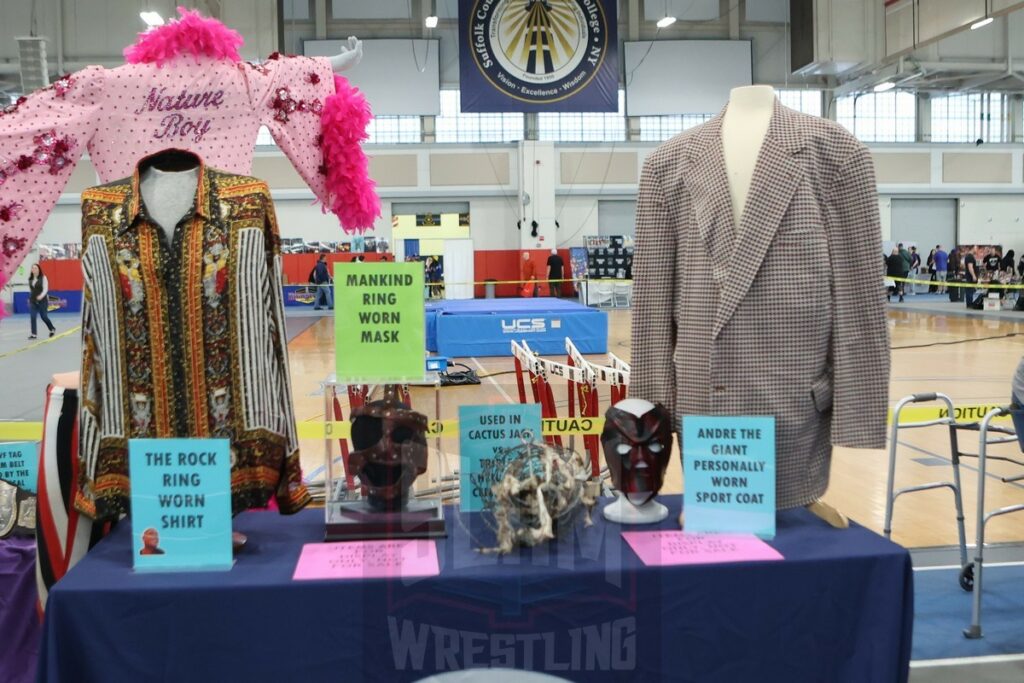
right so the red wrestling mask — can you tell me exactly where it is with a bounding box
[601,399,673,506]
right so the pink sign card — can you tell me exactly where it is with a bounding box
[622,530,784,567]
[292,539,440,581]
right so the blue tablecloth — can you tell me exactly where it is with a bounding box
[0,537,40,683]
[38,498,912,682]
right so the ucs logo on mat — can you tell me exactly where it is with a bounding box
[470,0,609,104]
[501,317,547,334]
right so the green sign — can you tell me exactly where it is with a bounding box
[335,261,426,382]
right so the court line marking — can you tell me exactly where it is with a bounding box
[470,356,514,404]
[914,560,1024,572]
[894,439,1024,492]
[911,653,1024,667]
[0,325,80,360]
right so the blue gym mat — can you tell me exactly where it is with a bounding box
[912,563,1024,661]
[426,298,609,357]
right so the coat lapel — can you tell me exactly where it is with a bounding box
[682,113,734,281]
[712,100,804,339]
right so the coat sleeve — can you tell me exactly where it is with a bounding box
[630,155,678,420]
[251,55,379,233]
[0,67,103,294]
[76,209,105,519]
[826,143,890,448]
[261,186,311,513]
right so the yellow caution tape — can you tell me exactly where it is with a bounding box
[889,276,1024,290]
[300,416,606,440]
[0,325,81,361]
[4,408,1010,444]
[890,404,1012,424]
[1,416,608,443]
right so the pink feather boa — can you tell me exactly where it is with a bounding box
[320,75,381,233]
[124,6,243,65]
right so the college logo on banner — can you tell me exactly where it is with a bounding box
[460,0,618,112]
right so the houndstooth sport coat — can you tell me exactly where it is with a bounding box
[631,100,890,510]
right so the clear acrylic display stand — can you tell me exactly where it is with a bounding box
[322,373,448,541]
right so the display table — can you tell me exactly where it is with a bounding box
[0,538,41,683]
[38,498,912,682]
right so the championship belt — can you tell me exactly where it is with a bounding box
[0,479,36,539]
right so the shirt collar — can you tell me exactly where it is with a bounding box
[123,149,211,232]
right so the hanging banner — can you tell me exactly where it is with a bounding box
[459,0,619,112]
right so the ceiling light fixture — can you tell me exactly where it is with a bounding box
[139,11,164,27]
[425,0,438,28]
[657,0,676,28]
[873,80,896,93]
[971,16,994,30]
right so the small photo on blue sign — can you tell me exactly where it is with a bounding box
[682,416,777,540]
[0,442,38,493]
[129,439,233,572]
[459,404,542,513]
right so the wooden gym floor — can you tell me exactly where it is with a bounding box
[289,305,1024,550]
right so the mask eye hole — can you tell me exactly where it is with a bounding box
[648,442,664,453]
[616,444,632,455]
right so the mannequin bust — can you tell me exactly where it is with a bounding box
[139,152,202,244]
[715,84,849,530]
[721,85,774,226]
[141,166,199,243]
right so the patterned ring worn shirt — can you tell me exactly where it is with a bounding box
[78,153,308,521]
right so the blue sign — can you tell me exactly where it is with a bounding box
[12,290,83,314]
[459,0,619,112]
[682,416,777,539]
[459,404,542,512]
[128,438,233,572]
[0,442,38,492]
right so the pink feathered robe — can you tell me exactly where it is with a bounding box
[0,9,378,317]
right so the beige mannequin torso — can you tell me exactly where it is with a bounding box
[140,166,199,244]
[720,85,775,226]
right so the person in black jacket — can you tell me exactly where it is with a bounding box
[886,248,905,303]
[1001,249,1015,274]
[312,253,333,310]
[27,263,56,339]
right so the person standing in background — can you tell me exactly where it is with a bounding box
[933,244,949,294]
[27,263,56,339]
[886,248,905,303]
[546,249,565,298]
[963,249,978,308]
[897,243,911,295]
[909,246,921,295]
[926,247,937,293]
[521,252,538,297]
[984,249,1001,276]
[312,252,333,311]
[1001,249,1015,275]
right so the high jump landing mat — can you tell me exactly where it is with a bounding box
[425,298,608,357]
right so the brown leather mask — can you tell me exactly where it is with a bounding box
[349,388,429,511]
[601,402,673,506]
